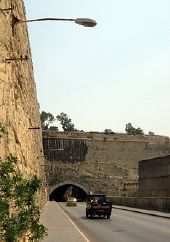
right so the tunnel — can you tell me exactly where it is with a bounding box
[49,183,88,202]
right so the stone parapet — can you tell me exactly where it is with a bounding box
[109,196,170,212]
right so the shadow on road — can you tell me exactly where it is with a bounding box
[79,216,111,220]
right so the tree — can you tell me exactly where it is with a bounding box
[125,123,144,135]
[56,112,75,131]
[40,111,57,130]
[49,126,59,131]
[0,154,47,241]
[148,131,155,136]
[104,129,115,134]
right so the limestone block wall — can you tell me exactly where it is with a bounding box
[0,0,47,207]
[139,155,170,197]
[110,197,170,212]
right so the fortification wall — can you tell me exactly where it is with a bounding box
[110,197,170,212]
[43,131,170,195]
[0,0,47,207]
[139,155,170,197]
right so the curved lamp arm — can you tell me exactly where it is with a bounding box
[13,16,97,27]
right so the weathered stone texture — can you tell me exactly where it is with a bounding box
[139,155,170,197]
[43,131,170,196]
[0,0,47,207]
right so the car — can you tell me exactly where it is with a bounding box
[86,194,112,219]
[66,197,77,206]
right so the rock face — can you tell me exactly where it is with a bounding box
[43,131,170,196]
[0,1,47,207]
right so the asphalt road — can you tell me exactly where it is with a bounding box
[59,202,170,242]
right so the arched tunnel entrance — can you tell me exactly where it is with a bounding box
[49,183,88,202]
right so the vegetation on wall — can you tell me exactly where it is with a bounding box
[0,123,6,137]
[104,129,115,134]
[125,123,144,135]
[40,111,157,136]
[148,131,155,136]
[0,154,47,242]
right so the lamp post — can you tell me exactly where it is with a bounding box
[12,16,97,27]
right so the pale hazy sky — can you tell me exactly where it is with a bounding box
[24,0,170,136]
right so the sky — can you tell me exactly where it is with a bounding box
[24,0,170,136]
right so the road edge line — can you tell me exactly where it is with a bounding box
[57,203,90,242]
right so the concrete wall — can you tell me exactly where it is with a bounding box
[0,0,47,207]
[43,131,170,196]
[139,155,170,197]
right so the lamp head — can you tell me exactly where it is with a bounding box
[75,18,97,27]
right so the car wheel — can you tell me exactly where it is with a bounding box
[86,210,89,218]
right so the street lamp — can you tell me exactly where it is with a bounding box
[12,16,97,27]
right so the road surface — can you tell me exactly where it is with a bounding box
[59,202,170,242]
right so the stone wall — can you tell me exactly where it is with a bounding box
[43,131,170,196]
[0,0,47,207]
[139,155,170,197]
[109,196,170,212]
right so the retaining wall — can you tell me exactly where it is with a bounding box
[108,197,170,212]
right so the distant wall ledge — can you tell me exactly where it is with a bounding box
[42,130,170,143]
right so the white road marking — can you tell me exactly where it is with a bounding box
[58,203,90,242]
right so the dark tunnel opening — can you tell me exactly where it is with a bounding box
[49,184,87,202]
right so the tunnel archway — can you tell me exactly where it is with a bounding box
[49,181,88,202]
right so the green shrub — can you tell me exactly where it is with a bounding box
[0,154,47,241]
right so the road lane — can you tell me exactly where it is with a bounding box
[59,202,170,242]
